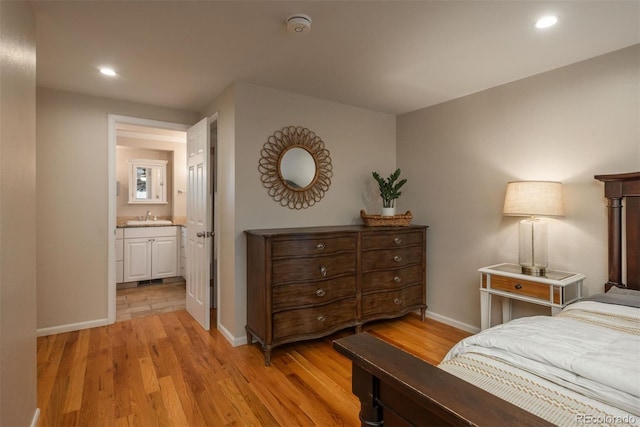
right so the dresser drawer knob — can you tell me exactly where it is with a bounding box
[515,284,523,290]
[393,255,402,262]
[315,288,326,297]
[319,265,327,277]
[394,276,401,283]
[317,315,326,322]
[316,243,325,250]
[393,298,402,305]
[394,237,402,244]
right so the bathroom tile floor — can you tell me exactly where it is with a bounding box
[116,280,186,322]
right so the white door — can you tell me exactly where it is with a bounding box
[186,117,211,330]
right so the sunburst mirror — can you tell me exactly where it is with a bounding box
[259,126,332,209]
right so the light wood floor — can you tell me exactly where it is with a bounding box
[37,310,470,426]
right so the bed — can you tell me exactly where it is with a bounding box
[333,171,640,426]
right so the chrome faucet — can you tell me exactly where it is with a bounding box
[145,210,152,221]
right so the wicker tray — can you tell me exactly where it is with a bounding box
[360,210,413,227]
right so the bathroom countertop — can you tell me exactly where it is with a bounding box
[116,218,187,228]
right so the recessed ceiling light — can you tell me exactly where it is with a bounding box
[99,67,117,77]
[534,15,559,29]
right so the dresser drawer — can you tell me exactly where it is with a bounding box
[361,230,423,250]
[272,277,356,311]
[272,236,356,257]
[361,265,423,293]
[273,298,357,341]
[361,285,424,319]
[361,247,422,271]
[272,253,356,284]
[489,275,560,304]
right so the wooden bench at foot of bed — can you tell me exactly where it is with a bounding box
[333,332,553,427]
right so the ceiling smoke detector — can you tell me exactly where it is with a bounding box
[286,14,312,33]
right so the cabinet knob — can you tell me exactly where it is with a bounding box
[515,284,523,290]
[393,255,402,262]
[315,288,326,297]
[319,266,327,277]
[394,276,401,283]
[394,237,402,244]
[317,315,326,322]
[316,243,325,250]
[393,298,402,305]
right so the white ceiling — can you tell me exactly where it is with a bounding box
[33,1,640,116]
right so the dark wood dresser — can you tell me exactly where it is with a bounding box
[245,225,427,365]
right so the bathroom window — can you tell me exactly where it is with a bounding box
[128,159,168,204]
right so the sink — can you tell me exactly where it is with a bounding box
[126,219,173,226]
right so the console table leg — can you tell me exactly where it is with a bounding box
[480,290,491,330]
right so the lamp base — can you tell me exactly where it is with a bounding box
[520,265,546,276]
[518,218,548,277]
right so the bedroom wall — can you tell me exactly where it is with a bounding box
[397,44,640,330]
[201,81,396,342]
[0,1,38,425]
[36,88,199,332]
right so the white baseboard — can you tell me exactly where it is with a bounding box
[425,310,480,335]
[30,408,40,427]
[37,318,109,337]
[217,322,247,347]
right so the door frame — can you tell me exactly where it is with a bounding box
[107,114,191,324]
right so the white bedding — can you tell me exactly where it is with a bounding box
[441,301,640,419]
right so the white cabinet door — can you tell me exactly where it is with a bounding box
[116,237,124,283]
[124,237,152,282]
[152,236,177,279]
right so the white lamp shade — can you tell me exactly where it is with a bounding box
[503,181,565,217]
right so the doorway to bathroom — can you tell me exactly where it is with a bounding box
[112,117,188,322]
[108,114,219,328]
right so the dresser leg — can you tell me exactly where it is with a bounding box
[246,329,253,346]
[262,345,272,366]
[420,307,426,321]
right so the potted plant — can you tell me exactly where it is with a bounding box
[372,168,407,216]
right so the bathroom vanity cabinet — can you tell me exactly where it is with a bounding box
[116,228,124,283]
[121,226,178,282]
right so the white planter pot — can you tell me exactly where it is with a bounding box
[381,207,396,217]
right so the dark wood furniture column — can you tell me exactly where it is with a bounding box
[595,171,640,289]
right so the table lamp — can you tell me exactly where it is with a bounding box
[503,181,565,276]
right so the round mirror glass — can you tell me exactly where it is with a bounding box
[280,147,316,189]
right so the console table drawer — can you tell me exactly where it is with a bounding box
[272,253,356,284]
[272,236,356,257]
[490,275,560,304]
[361,230,423,250]
[272,276,356,311]
[361,265,423,293]
[273,298,357,341]
[362,247,422,271]
[361,285,423,319]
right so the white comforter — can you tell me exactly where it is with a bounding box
[442,301,640,416]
